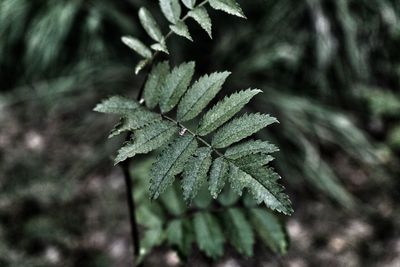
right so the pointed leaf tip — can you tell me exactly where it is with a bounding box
[209,0,246,19]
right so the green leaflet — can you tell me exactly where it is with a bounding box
[150,135,198,199]
[208,157,229,198]
[144,61,170,109]
[136,204,165,259]
[208,0,246,18]
[228,163,293,215]
[93,96,140,115]
[150,41,169,54]
[177,71,230,122]
[193,212,224,258]
[188,7,212,38]
[225,139,279,159]
[182,147,212,203]
[160,184,186,216]
[109,110,162,138]
[93,0,296,259]
[197,89,262,136]
[224,208,254,256]
[193,185,213,208]
[181,0,196,9]
[250,208,288,254]
[114,121,177,164]
[135,59,150,74]
[234,154,275,170]
[159,0,181,24]
[139,7,163,42]
[170,21,192,41]
[217,186,240,206]
[121,36,152,58]
[160,61,195,113]
[212,113,278,148]
[166,219,193,255]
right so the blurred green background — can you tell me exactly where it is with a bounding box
[0,0,399,266]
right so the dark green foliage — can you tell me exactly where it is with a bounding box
[132,159,289,261]
[2,0,398,265]
[95,0,292,259]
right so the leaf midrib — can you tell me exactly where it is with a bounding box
[152,136,194,197]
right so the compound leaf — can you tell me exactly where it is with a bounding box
[150,135,198,199]
[177,71,230,122]
[197,89,262,136]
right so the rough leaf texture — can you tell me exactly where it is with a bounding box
[197,89,262,135]
[182,147,212,203]
[188,7,212,38]
[109,110,161,138]
[209,0,246,18]
[229,164,293,215]
[115,121,177,164]
[160,61,195,113]
[144,61,170,109]
[212,113,278,148]
[150,135,198,199]
[208,157,229,198]
[94,96,140,115]
[170,21,192,41]
[95,1,294,259]
[177,71,230,122]
[225,139,279,159]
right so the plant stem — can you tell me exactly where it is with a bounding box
[121,69,151,264]
[162,114,224,158]
[121,159,141,257]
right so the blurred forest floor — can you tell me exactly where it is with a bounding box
[1,0,400,266]
[1,103,399,266]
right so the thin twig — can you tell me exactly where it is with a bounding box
[121,70,150,263]
[121,159,141,257]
